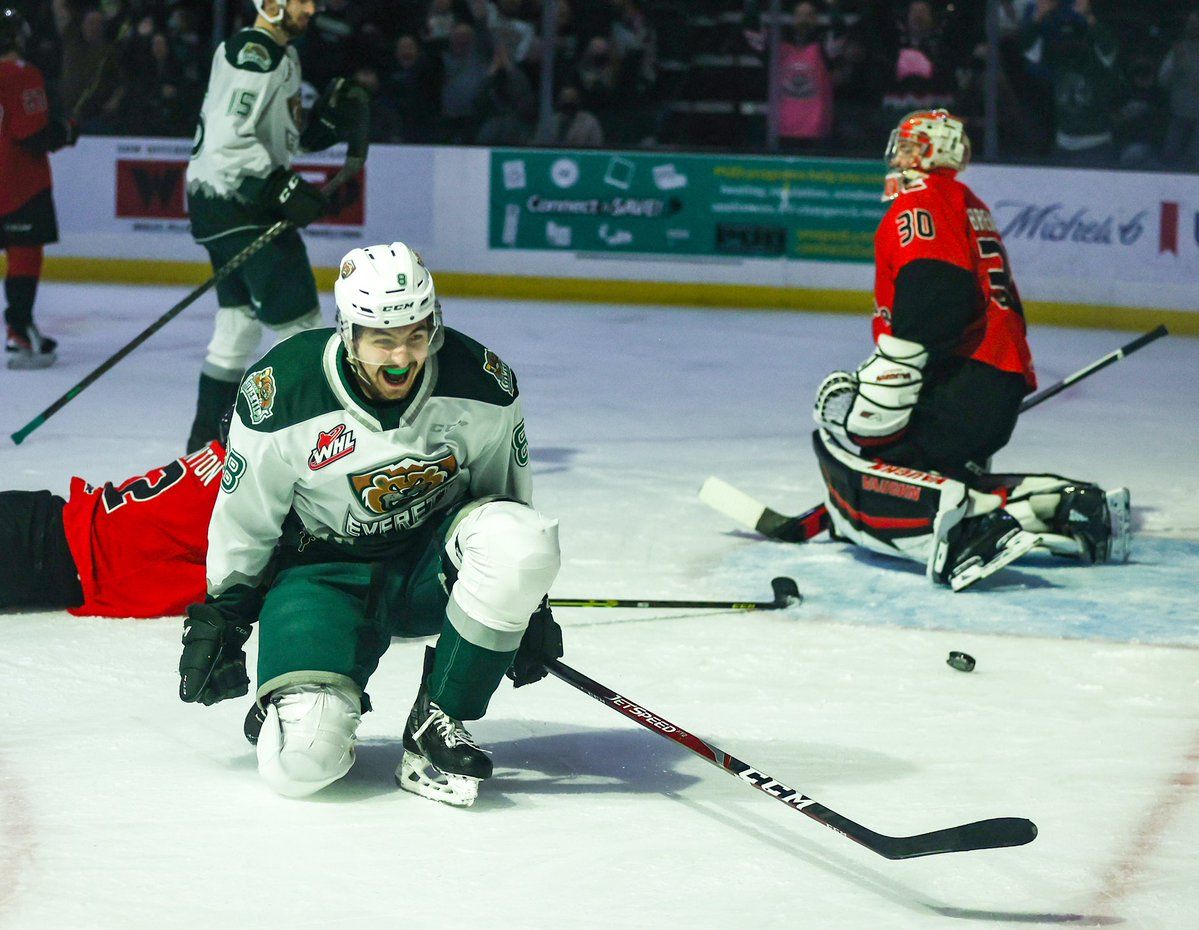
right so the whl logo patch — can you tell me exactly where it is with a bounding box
[308,423,356,470]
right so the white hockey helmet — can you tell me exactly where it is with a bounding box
[885,109,971,173]
[334,242,443,364]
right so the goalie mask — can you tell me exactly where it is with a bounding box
[883,109,970,199]
[334,242,443,376]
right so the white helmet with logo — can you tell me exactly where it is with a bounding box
[334,242,443,365]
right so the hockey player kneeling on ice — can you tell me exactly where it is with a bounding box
[811,109,1130,591]
[177,242,562,805]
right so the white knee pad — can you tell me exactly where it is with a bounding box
[447,501,561,640]
[267,308,323,343]
[203,305,263,380]
[256,681,361,798]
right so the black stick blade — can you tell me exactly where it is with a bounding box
[770,577,802,607]
[877,817,1038,860]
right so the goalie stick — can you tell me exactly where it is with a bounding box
[550,576,801,611]
[547,657,1037,859]
[702,324,1169,542]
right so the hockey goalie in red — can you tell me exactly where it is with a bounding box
[813,110,1130,591]
[0,443,225,616]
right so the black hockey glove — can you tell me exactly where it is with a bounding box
[261,167,328,227]
[179,586,261,706]
[300,77,371,156]
[507,597,563,688]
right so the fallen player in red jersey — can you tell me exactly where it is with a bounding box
[0,442,224,617]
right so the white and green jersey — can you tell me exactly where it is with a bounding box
[186,27,301,232]
[208,328,532,596]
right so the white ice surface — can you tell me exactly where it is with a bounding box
[1,284,1197,929]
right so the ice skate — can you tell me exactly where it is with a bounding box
[941,510,1040,592]
[396,648,492,807]
[6,324,57,369]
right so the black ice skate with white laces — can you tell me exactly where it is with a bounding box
[6,324,57,370]
[936,509,1040,592]
[397,648,492,807]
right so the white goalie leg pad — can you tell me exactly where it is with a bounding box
[446,500,561,650]
[1106,487,1132,562]
[202,305,263,381]
[257,681,361,798]
[267,308,323,343]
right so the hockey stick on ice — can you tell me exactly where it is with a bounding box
[550,576,801,611]
[701,324,1169,542]
[10,159,364,446]
[547,658,1037,859]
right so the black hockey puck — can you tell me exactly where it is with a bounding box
[947,651,976,673]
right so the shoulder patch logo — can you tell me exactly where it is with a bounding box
[308,423,357,470]
[237,41,272,70]
[340,259,355,279]
[483,349,515,397]
[512,419,529,467]
[21,86,48,116]
[240,366,276,424]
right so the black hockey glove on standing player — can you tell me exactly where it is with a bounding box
[506,596,563,687]
[260,167,329,227]
[179,585,261,705]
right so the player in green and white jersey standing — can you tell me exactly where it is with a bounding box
[185,0,366,452]
[177,242,563,807]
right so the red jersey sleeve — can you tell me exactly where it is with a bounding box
[0,60,50,141]
[62,443,226,618]
[0,59,53,213]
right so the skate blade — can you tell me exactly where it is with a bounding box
[396,750,480,807]
[1106,488,1132,563]
[6,351,56,370]
[950,530,1041,592]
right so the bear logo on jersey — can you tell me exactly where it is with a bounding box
[344,450,460,536]
[483,349,515,397]
[240,366,276,424]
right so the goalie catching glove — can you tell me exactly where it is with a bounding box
[815,334,928,449]
[179,585,261,706]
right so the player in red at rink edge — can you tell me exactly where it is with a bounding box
[0,6,79,369]
[811,109,1131,592]
[0,443,225,616]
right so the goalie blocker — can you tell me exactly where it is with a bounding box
[812,429,1131,591]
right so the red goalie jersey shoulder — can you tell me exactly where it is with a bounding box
[61,443,225,618]
[873,170,1036,390]
[0,57,53,214]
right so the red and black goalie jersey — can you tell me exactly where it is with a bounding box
[0,57,53,214]
[873,170,1036,391]
[61,443,225,618]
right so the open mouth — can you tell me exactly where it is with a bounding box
[381,365,411,387]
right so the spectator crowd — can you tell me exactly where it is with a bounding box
[10,0,1199,170]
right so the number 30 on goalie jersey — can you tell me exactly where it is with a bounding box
[873,171,1035,388]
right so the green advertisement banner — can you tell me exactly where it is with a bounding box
[488,149,888,262]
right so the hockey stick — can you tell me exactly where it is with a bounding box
[547,657,1037,859]
[550,576,801,611]
[10,159,364,446]
[701,324,1169,542]
[68,17,134,122]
